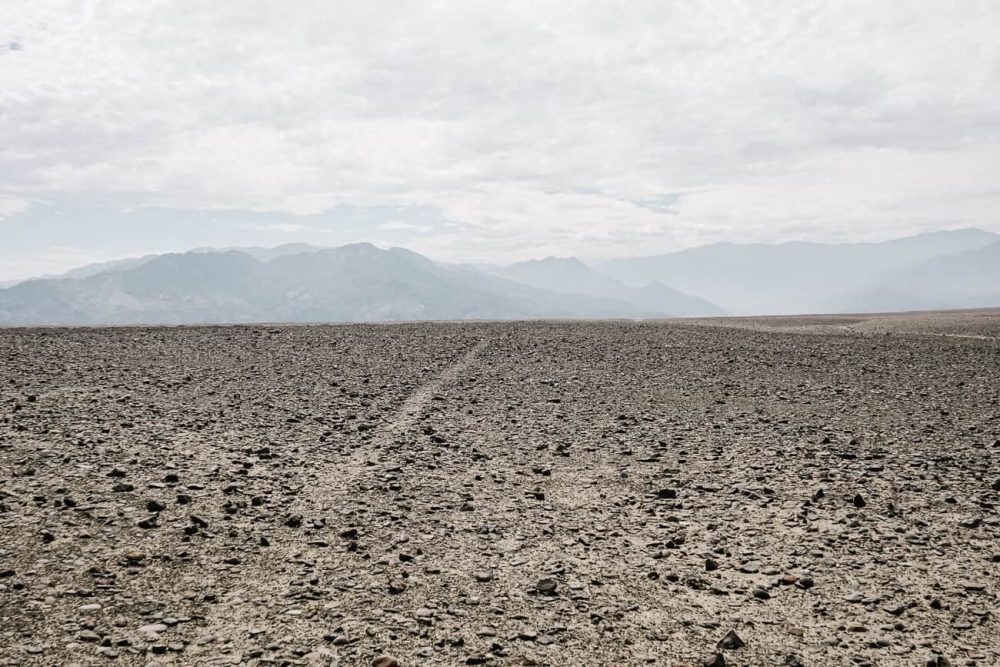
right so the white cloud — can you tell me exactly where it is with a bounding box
[0,194,31,220]
[0,0,998,261]
[238,222,315,235]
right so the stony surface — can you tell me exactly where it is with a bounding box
[0,313,998,666]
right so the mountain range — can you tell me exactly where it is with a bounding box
[601,228,1000,315]
[0,228,997,325]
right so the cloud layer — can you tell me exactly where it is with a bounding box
[2,1,1000,277]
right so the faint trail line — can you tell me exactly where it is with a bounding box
[378,337,489,440]
[908,332,999,341]
[842,325,998,341]
[186,338,490,653]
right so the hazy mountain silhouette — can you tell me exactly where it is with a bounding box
[500,257,722,316]
[602,228,1000,314]
[26,243,331,284]
[0,244,711,325]
[1,230,998,325]
[827,240,1000,312]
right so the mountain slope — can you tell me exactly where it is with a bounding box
[0,244,676,325]
[601,229,1000,314]
[500,257,722,316]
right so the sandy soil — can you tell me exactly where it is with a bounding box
[1,312,997,666]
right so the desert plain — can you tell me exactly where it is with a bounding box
[1,311,998,666]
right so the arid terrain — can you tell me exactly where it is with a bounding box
[1,311,998,666]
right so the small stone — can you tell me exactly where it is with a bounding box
[372,657,399,667]
[717,629,745,650]
[146,500,167,512]
[139,623,168,637]
[473,570,493,582]
[705,558,719,572]
[535,578,558,595]
[703,652,726,667]
[124,551,145,565]
[853,494,866,508]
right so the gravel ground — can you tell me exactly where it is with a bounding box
[1,314,998,666]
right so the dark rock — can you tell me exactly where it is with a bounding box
[703,652,726,667]
[146,500,167,512]
[536,578,558,595]
[717,629,744,650]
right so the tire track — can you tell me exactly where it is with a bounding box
[374,338,488,442]
[184,338,489,661]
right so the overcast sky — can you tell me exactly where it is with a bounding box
[2,1,1000,279]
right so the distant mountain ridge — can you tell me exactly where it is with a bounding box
[0,243,720,325]
[499,257,722,317]
[1,229,998,325]
[601,228,1000,315]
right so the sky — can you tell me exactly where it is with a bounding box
[2,1,1000,280]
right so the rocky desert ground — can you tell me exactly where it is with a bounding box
[1,311,998,666]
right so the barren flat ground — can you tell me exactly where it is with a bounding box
[1,311,998,666]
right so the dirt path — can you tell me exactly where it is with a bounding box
[183,337,491,664]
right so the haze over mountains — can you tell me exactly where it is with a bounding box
[0,229,998,325]
[602,229,1000,316]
